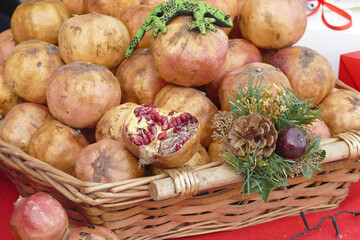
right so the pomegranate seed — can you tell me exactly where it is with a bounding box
[175,144,181,151]
[131,138,141,146]
[168,122,173,128]
[169,110,175,116]
[180,114,187,122]
[146,130,153,142]
[157,132,167,140]
[162,123,169,131]
[144,115,150,121]
[173,127,181,133]
[160,116,168,125]
[137,116,142,122]
[141,132,149,144]
[137,135,145,145]
[176,116,182,125]
[146,108,153,114]
[149,125,157,135]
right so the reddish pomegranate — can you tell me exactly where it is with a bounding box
[68,225,118,240]
[306,118,331,140]
[123,104,201,168]
[10,192,68,240]
[95,102,138,142]
[150,16,229,87]
[115,48,168,105]
[154,85,219,148]
[204,38,262,106]
[0,29,17,65]
[75,139,145,183]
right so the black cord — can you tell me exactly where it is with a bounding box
[290,210,360,239]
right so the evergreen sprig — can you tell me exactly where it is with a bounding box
[219,77,325,202]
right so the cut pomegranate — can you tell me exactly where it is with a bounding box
[123,104,201,168]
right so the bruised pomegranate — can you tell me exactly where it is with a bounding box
[239,0,307,49]
[10,0,71,44]
[319,89,360,135]
[95,102,138,142]
[75,139,144,183]
[123,104,200,168]
[10,192,68,240]
[27,120,89,176]
[5,39,64,104]
[46,62,121,129]
[0,103,55,151]
[68,225,118,240]
[115,48,168,105]
[268,46,336,105]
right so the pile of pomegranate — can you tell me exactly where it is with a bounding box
[1,0,357,239]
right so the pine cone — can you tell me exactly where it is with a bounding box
[227,113,277,157]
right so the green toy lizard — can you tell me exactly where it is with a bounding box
[125,0,233,58]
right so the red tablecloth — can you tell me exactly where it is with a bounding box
[1,170,360,240]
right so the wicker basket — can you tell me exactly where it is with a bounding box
[1,80,360,240]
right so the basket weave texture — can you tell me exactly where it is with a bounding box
[1,80,360,240]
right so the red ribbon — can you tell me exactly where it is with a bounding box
[307,0,352,30]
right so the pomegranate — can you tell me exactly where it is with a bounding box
[46,62,121,129]
[0,103,55,152]
[306,118,331,140]
[60,0,84,15]
[68,225,118,240]
[95,102,138,142]
[123,104,201,168]
[10,0,71,44]
[153,85,219,148]
[268,46,336,105]
[115,5,155,49]
[239,0,307,49]
[151,145,210,175]
[200,0,238,34]
[319,89,360,135]
[83,0,141,16]
[5,39,64,104]
[75,139,144,183]
[58,13,130,69]
[0,65,24,117]
[0,29,17,65]
[219,62,292,111]
[204,38,262,106]
[115,48,168,105]
[150,15,229,87]
[10,192,68,240]
[208,139,228,163]
[228,0,246,39]
[27,120,89,176]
